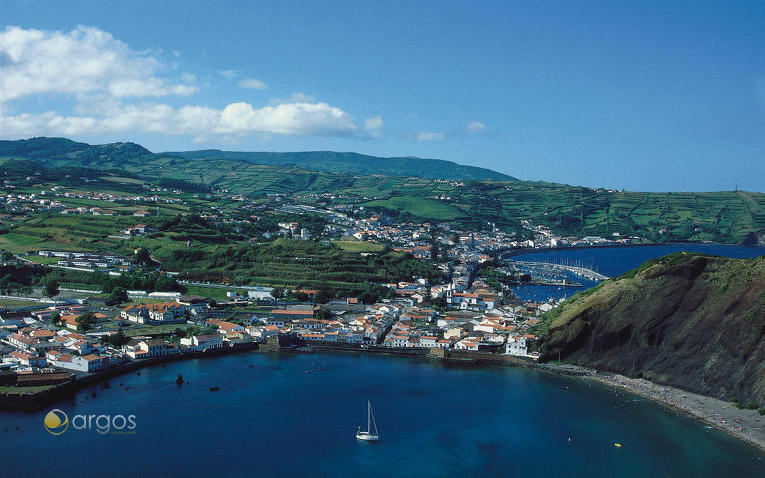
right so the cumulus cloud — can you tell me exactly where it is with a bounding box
[0,100,357,137]
[467,120,486,133]
[0,26,377,139]
[416,131,445,141]
[0,25,196,102]
[238,78,268,90]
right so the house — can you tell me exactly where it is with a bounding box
[9,350,47,368]
[46,350,111,372]
[505,336,528,356]
[180,334,223,351]
[123,339,169,359]
[246,325,279,342]
[133,210,151,217]
[138,339,169,358]
[121,303,188,325]
[455,338,479,351]
[216,321,245,335]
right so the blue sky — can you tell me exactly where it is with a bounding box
[1,0,764,192]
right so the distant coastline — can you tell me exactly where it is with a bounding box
[503,241,765,259]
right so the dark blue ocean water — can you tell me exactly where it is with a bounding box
[0,351,763,477]
[510,244,765,301]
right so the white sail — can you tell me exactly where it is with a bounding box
[356,400,379,441]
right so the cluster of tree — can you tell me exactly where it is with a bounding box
[158,178,211,193]
[0,264,48,294]
[44,269,184,295]
[102,328,130,347]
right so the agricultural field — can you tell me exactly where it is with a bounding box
[332,240,387,253]
[2,137,763,244]
[364,196,466,220]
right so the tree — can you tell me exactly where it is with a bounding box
[107,287,128,306]
[75,312,97,331]
[134,248,154,266]
[103,328,128,347]
[50,311,61,325]
[44,278,60,298]
[313,308,331,320]
[314,284,333,304]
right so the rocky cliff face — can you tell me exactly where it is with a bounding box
[539,253,765,406]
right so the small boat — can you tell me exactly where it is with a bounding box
[209,386,220,392]
[614,443,622,448]
[356,400,379,442]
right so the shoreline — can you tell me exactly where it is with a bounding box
[581,372,765,453]
[2,343,763,454]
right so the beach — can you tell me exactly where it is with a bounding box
[587,372,765,452]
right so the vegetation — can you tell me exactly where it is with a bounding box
[161,238,443,293]
[75,312,97,331]
[1,137,762,243]
[537,253,765,407]
[44,278,60,298]
[167,149,513,180]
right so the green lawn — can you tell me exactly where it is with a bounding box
[0,385,55,394]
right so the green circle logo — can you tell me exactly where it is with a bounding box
[44,409,69,435]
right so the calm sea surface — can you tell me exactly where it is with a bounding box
[0,351,763,477]
[1,244,764,477]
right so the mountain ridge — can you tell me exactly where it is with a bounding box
[0,137,512,181]
[164,149,515,181]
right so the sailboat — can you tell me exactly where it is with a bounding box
[356,400,379,441]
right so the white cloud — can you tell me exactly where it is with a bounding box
[365,116,383,130]
[416,131,445,141]
[0,25,195,102]
[0,26,375,140]
[364,116,384,138]
[238,78,268,90]
[269,92,316,105]
[467,120,486,133]
[0,100,357,137]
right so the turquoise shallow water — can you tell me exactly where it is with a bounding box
[0,351,763,477]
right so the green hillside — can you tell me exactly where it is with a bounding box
[1,137,763,243]
[166,149,515,181]
[537,253,765,406]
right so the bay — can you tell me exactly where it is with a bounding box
[0,351,763,477]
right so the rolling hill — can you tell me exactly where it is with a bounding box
[1,137,764,243]
[165,149,515,181]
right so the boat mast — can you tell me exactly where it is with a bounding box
[370,402,378,436]
[367,400,371,434]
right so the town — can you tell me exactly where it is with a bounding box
[0,173,628,391]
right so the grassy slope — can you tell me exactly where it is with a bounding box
[538,253,765,405]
